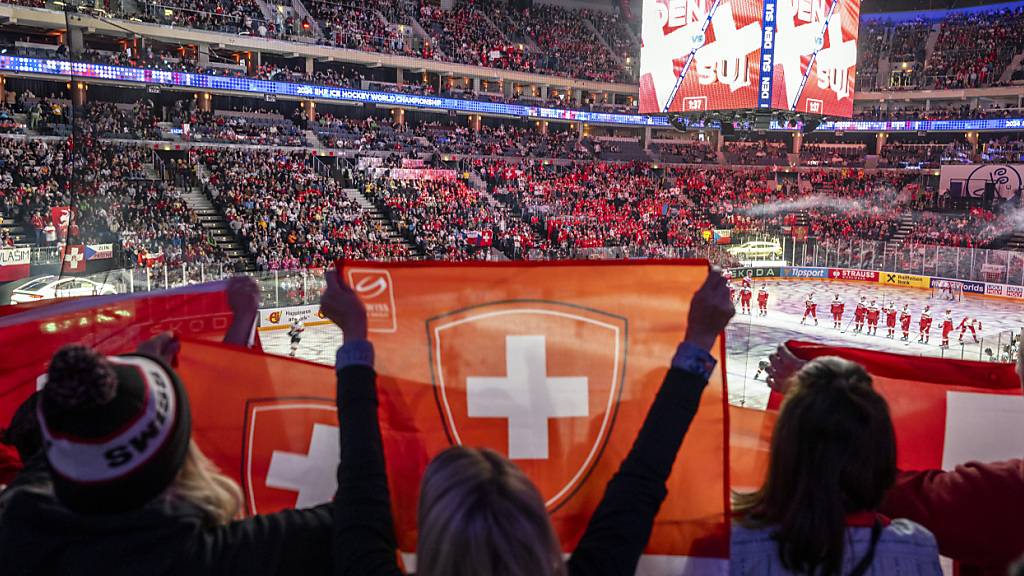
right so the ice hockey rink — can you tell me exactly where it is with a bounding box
[260,279,1024,409]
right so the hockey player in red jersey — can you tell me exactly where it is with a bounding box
[740,282,753,315]
[884,302,898,339]
[757,285,769,317]
[866,299,881,336]
[918,305,933,344]
[940,309,954,348]
[830,295,844,329]
[899,304,912,342]
[726,272,737,303]
[853,296,867,333]
[800,292,818,325]
[958,317,982,343]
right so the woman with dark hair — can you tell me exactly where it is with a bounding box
[323,266,736,576]
[732,357,941,575]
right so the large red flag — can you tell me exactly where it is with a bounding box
[0,282,233,426]
[180,260,730,573]
[769,341,1023,471]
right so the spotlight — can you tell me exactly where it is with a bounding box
[802,118,821,134]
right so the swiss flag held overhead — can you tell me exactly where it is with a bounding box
[0,282,233,426]
[771,341,1023,471]
[50,206,71,237]
[181,260,731,573]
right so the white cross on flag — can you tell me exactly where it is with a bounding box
[62,244,86,273]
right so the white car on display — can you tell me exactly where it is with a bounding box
[9,275,118,304]
[726,240,784,262]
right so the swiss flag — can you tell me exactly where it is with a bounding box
[50,206,71,237]
[770,341,1023,471]
[61,244,86,273]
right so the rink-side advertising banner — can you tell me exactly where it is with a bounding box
[0,247,31,282]
[0,283,233,425]
[258,304,329,330]
[767,341,1024,471]
[181,261,731,573]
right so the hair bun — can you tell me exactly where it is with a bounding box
[46,344,119,410]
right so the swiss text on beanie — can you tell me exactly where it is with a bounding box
[37,345,191,514]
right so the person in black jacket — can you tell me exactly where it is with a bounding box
[322,265,735,576]
[0,340,334,576]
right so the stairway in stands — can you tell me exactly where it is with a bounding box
[179,188,257,271]
[1006,232,1024,251]
[0,216,31,246]
[343,187,423,259]
[889,213,917,243]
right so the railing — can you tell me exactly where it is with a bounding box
[784,238,1024,286]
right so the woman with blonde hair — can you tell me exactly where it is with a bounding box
[731,356,941,575]
[323,266,736,576]
[0,339,334,575]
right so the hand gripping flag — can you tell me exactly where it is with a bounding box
[179,260,731,574]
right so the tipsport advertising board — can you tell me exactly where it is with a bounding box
[640,0,860,118]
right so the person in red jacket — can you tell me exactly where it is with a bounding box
[854,296,867,333]
[900,305,912,342]
[918,306,933,344]
[800,292,817,325]
[757,286,769,317]
[941,310,955,349]
[766,343,1024,576]
[740,283,753,315]
[884,303,899,339]
[866,300,881,336]
[830,295,844,329]
[958,318,982,343]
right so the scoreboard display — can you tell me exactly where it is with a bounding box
[639,0,861,118]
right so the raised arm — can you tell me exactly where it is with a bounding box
[321,269,403,576]
[568,267,735,576]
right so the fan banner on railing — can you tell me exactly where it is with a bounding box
[765,341,1024,471]
[0,282,233,425]
[178,260,730,572]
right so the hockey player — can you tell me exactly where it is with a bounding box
[884,302,898,339]
[757,285,769,317]
[899,304,912,341]
[288,318,304,357]
[854,296,867,333]
[830,295,844,329]
[940,310,954,349]
[958,317,983,343]
[918,305,933,344]
[754,359,770,380]
[866,299,881,336]
[800,292,818,325]
[726,272,737,303]
[740,281,753,315]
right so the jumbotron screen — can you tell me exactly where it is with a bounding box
[639,0,861,118]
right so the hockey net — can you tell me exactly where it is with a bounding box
[931,280,964,302]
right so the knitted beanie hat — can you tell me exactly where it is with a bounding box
[37,345,191,515]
